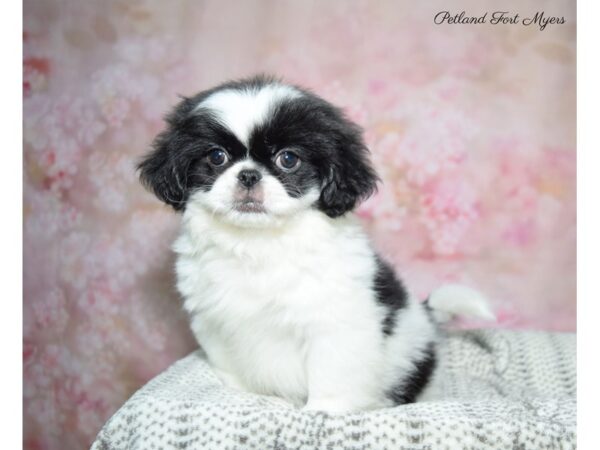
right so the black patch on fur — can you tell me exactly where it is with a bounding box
[387,343,437,405]
[373,257,408,336]
[138,74,379,215]
[138,98,247,210]
[255,88,379,217]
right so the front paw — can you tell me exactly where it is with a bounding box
[302,398,358,414]
[213,367,245,390]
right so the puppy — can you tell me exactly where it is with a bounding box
[138,75,494,413]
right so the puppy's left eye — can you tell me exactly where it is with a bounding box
[275,151,300,171]
[207,148,229,166]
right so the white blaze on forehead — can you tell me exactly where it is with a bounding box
[194,84,302,147]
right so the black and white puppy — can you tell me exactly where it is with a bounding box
[139,75,494,413]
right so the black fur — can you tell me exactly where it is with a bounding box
[387,343,437,405]
[138,75,378,216]
[373,257,409,336]
[138,99,246,210]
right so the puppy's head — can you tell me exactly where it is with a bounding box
[139,76,378,227]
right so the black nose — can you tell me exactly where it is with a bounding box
[237,169,262,188]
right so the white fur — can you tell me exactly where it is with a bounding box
[191,159,319,228]
[174,203,440,413]
[428,284,496,323]
[194,84,301,147]
[168,81,494,414]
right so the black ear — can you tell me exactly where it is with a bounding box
[318,127,379,218]
[137,131,188,210]
[138,98,197,211]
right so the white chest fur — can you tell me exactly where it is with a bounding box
[173,206,384,406]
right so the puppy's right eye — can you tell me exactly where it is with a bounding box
[207,148,229,166]
[275,151,300,172]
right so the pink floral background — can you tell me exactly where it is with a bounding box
[23,0,576,448]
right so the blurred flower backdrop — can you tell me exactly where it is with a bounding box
[23,0,575,448]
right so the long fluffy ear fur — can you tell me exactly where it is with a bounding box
[137,98,196,210]
[137,130,187,210]
[318,122,379,218]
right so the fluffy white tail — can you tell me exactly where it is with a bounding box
[427,284,496,323]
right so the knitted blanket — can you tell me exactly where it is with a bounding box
[91,329,576,449]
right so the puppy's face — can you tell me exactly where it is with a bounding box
[139,76,378,227]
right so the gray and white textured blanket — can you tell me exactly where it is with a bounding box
[91,329,576,449]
